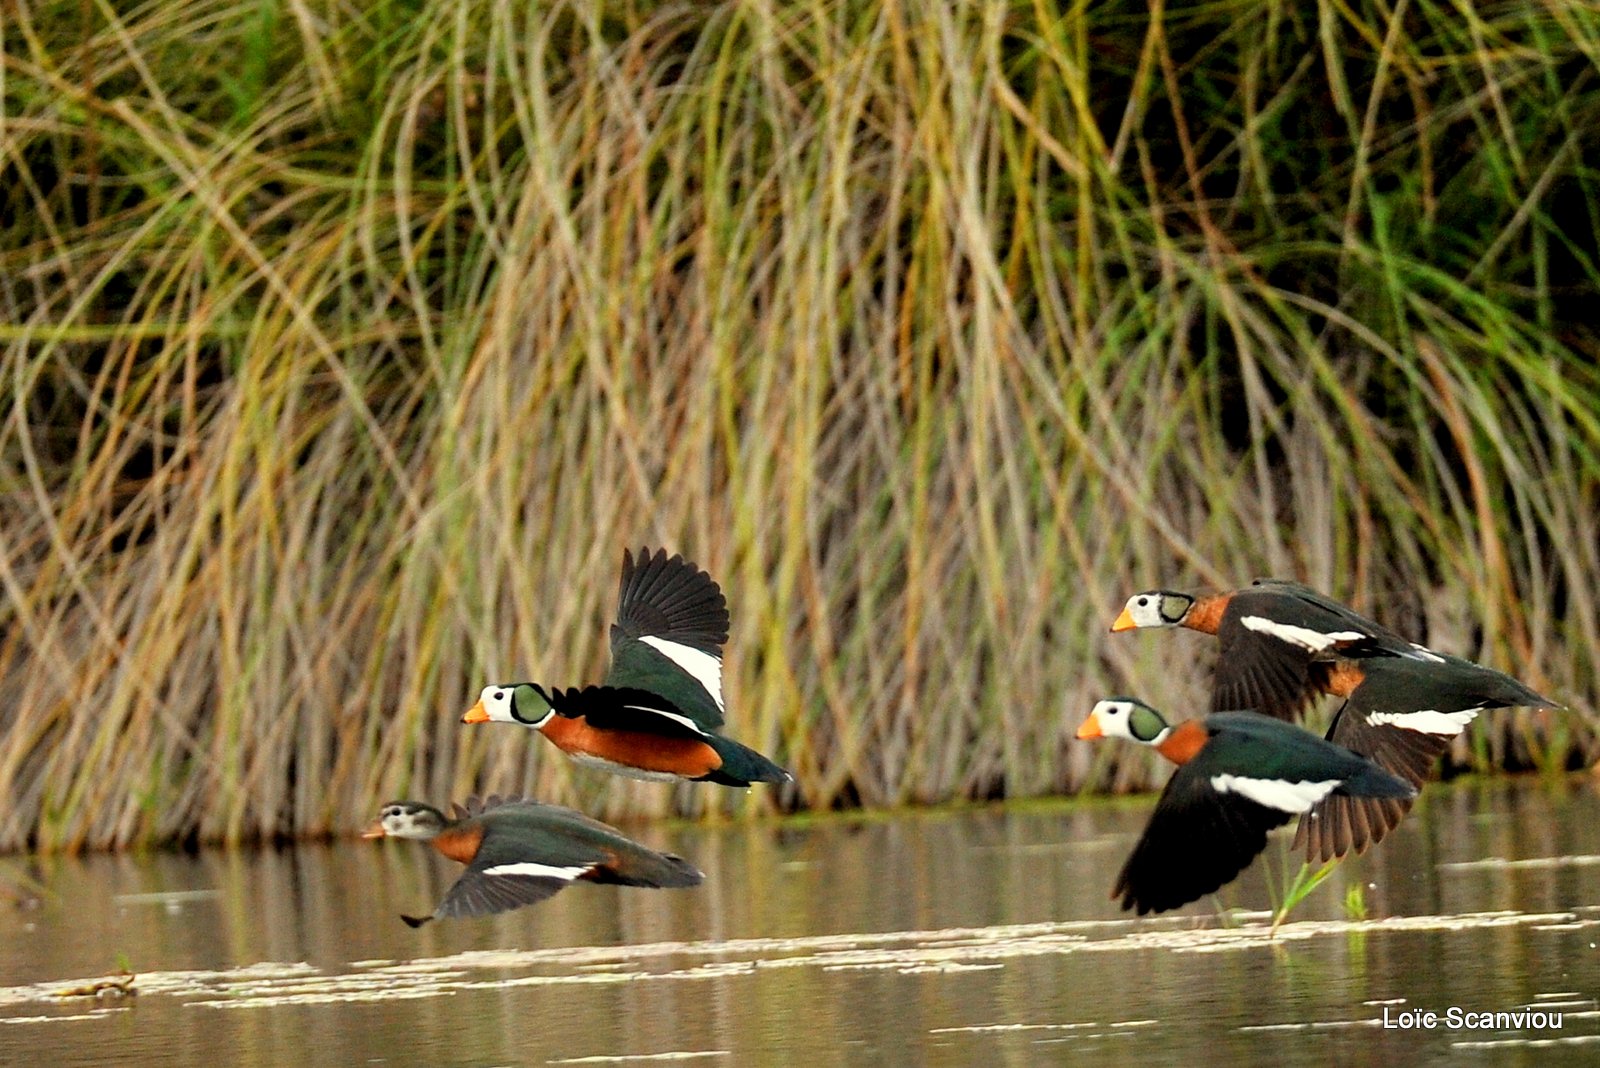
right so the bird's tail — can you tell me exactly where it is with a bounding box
[704,735,791,786]
[594,850,705,889]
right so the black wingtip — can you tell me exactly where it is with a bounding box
[614,545,729,651]
[401,913,432,928]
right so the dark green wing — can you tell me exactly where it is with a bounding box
[430,811,614,922]
[1211,615,1320,721]
[435,802,702,919]
[1383,650,1555,709]
[1113,715,1414,915]
[1202,711,1417,798]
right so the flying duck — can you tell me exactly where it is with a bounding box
[362,795,704,926]
[462,548,790,787]
[1110,579,1443,721]
[1076,698,1415,915]
[1295,654,1557,862]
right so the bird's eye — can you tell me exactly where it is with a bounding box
[1137,597,1148,607]
[493,690,505,701]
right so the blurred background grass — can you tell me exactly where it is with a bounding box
[1,0,1596,851]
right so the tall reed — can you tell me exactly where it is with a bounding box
[0,0,1595,850]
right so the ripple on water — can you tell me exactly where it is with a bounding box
[0,909,1587,1015]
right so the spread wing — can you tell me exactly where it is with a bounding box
[1115,714,1414,914]
[1112,758,1292,916]
[611,547,729,652]
[430,820,612,922]
[604,548,728,728]
[1293,660,1482,862]
[1211,621,1323,721]
[1212,584,1432,721]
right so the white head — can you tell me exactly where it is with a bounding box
[1076,697,1173,746]
[363,801,447,840]
[462,683,554,728]
[1111,590,1195,631]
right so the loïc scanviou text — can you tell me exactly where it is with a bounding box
[1381,1006,1563,1030]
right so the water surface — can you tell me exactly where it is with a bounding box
[2,777,1598,1066]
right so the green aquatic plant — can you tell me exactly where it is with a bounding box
[1268,857,1341,935]
[1343,881,1368,922]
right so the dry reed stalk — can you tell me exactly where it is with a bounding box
[0,0,1594,850]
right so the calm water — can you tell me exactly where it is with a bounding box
[2,777,1598,1066]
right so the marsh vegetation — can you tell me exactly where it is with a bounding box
[0,2,1596,849]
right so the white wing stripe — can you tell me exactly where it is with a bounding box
[639,636,726,712]
[1239,616,1366,652]
[482,862,592,880]
[1367,708,1480,735]
[623,704,710,736]
[1210,773,1342,813]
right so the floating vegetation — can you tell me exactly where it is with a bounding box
[1452,1036,1600,1050]
[0,911,1591,1018]
[1343,883,1369,922]
[0,1011,128,1025]
[545,1055,729,1065]
[1440,855,1600,872]
[930,1021,1158,1035]
[112,891,220,906]
[52,972,136,1001]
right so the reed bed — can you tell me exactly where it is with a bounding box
[0,0,1596,851]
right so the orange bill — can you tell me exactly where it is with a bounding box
[1075,713,1104,740]
[360,820,387,839]
[461,700,489,724]
[1110,606,1137,632]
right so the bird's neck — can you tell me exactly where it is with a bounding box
[1181,594,1228,635]
[430,823,485,865]
[1154,719,1209,765]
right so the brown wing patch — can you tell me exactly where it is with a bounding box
[579,849,621,883]
[1320,660,1368,698]
[542,715,723,777]
[432,824,486,865]
[1293,699,1449,860]
[583,847,705,889]
[1295,794,1416,862]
